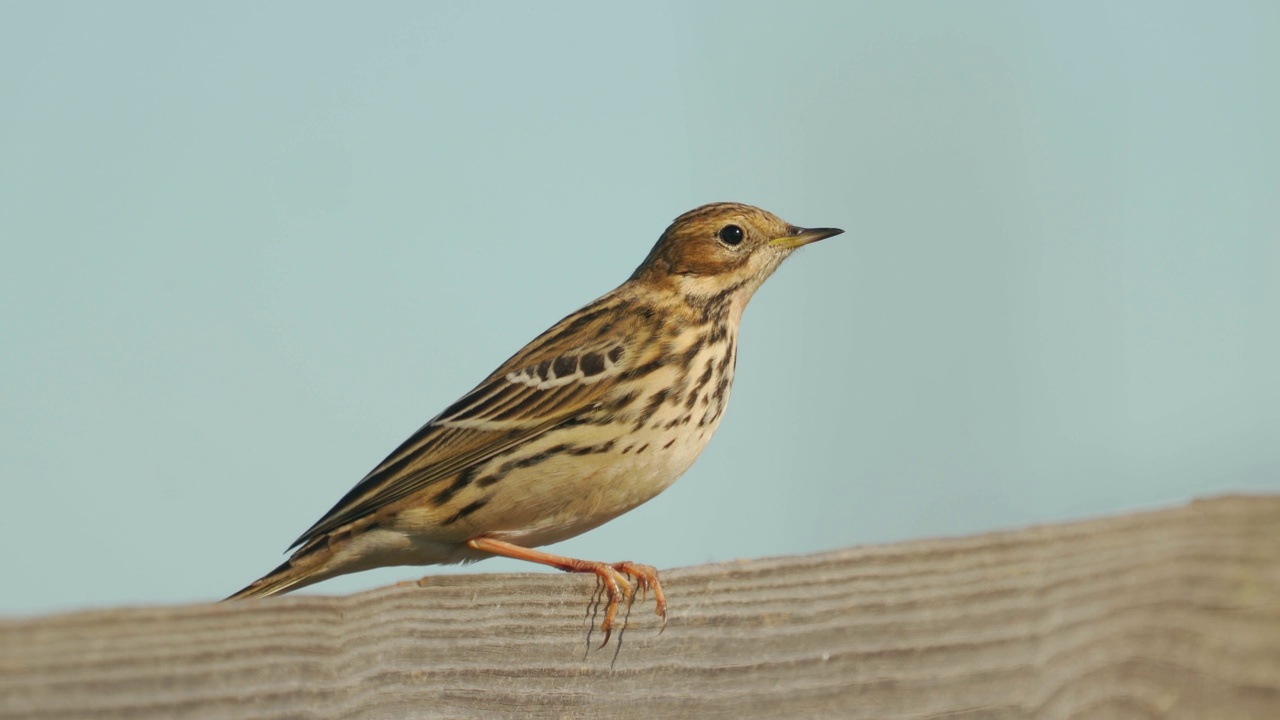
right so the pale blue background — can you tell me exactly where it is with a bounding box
[2,2,1277,616]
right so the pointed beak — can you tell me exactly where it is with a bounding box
[770,225,845,249]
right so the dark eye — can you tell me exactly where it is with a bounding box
[717,224,744,246]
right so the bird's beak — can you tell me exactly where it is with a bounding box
[770,225,845,249]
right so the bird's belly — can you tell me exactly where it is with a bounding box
[483,420,719,548]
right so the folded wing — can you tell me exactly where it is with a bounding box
[288,336,632,549]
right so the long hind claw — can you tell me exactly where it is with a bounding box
[593,564,633,648]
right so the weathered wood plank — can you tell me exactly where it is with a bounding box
[2,495,1278,719]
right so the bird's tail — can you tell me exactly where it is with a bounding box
[226,560,307,600]
[225,537,337,601]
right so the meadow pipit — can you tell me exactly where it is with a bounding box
[230,202,842,643]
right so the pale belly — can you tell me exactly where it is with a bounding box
[495,342,736,547]
[487,418,721,548]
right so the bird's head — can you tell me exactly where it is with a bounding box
[630,202,843,309]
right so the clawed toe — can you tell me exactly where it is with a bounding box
[611,561,666,629]
[588,561,666,646]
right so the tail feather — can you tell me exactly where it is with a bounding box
[226,559,311,600]
[226,536,338,601]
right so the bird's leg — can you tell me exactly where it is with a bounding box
[466,537,663,646]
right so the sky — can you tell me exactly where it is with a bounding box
[1,1,1277,616]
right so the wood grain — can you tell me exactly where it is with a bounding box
[2,495,1278,719]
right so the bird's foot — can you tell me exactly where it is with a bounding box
[610,561,666,634]
[464,537,666,648]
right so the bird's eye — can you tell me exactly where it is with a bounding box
[717,224,744,246]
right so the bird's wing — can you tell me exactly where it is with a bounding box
[289,299,651,549]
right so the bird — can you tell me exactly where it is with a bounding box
[228,202,842,644]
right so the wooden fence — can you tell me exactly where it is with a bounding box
[2,495,1278,719]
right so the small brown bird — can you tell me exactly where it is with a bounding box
[229,202,842,641]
